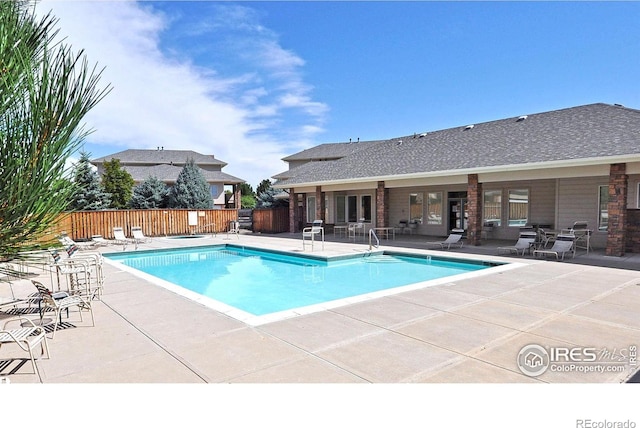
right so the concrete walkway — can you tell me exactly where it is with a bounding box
[1,232,639,383]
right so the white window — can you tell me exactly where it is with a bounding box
[336,195,346,223]
[483,190,502,226]
[307,196,316,222]
[508,189,528,227]
[409,193,423,224]
[599,185,608,231]
[427,192,442,225]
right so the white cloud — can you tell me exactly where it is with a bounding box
[36,1,327,188]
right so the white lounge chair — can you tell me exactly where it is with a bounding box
[59,233,98,250]
[426,230,464,250]
[497,231,537,256]
[533,234,575,261]
[113,227,136,249]
[302,220,324,250]
[131,226,151,244]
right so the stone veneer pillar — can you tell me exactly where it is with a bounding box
[376,181,388,228]
[315,186,324,223]
[289,190,296,233]
[235,186,242,210]
[467,174,483,246]
[606,163,628,257]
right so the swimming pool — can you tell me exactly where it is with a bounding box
[106,245,509,325]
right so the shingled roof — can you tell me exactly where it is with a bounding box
[122,164,244,184]
[92,149,227,167]
[275,103,640,187]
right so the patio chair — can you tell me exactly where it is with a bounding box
[425,229,464,250]
[227,221,240,239]
[65,245,104,299]
[497,231,537,256]
[302,220,324,251]
[131,226,151,245]
[32,280,95,338]
[536,228,556,249]
[49,250,99,299]
[348,218,366,241]
[0,316,50,376]
[533,234,575,261]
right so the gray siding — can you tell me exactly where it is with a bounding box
[557,177,608,248]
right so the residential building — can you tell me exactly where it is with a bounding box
[92,148,245,208]
[273,103,640,256]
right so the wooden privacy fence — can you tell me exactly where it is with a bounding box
[50,209,239,241]
[252,207,289,234]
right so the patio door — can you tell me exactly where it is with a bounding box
[448,192,468,231]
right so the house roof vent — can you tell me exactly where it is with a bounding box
[517,115,528,121]
[464,124,474,130]
[419,133,427,138]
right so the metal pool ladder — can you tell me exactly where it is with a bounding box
[369,228,380,251]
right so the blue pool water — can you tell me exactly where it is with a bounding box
[106,245,498,317]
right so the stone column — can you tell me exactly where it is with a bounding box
[376,181,388,228]
[235,186,242,210]
[606,163,628,256]
[315,186,324,222]
[289,190,296,233]
[467,174,483,246]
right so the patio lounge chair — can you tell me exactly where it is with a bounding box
[497,231,537,256]
[32,280,95,338]
[533,234,575,261]
[113,227,136,250]
[426,229,464,250]
[131,226,151,245]
[302,220,324,250]
[58,233,98,250]
[0,316,50,376]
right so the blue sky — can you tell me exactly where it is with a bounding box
[36,1,640,188]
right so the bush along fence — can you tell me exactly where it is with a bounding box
[49,209,239,241]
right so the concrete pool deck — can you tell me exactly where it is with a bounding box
[1,232,640,384]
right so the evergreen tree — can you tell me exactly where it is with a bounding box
[256,187,289,208]
[256,179,272,196]
[102,158,134,209]
[168,158,213,209]
[0,1,110,268]
[239,182,254,196]
[70,151,111,211]
[130,176,169,209]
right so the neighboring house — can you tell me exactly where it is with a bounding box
[91,148,245,208]
[273,103,640,256]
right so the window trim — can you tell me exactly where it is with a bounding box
[426,191,442,225]
[483,189,502,227]
[507,188,529,227]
